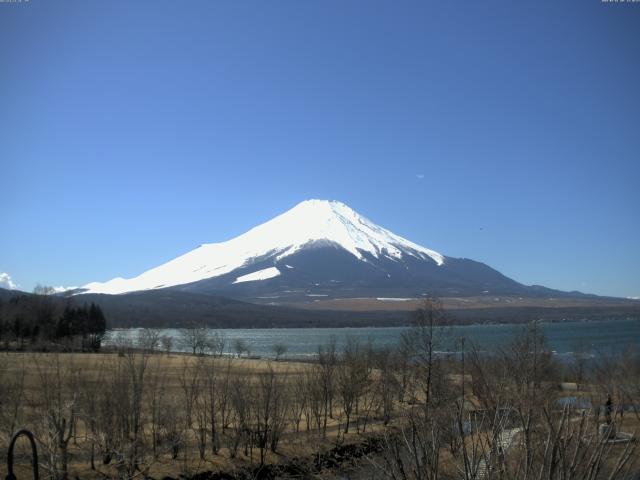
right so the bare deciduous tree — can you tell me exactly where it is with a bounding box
[0,353,26,443]
[33,354,80,480]
[233,338,250,358]
[271,342,288,361]
[160,335,173,356]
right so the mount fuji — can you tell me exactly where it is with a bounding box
[80,199,571,302]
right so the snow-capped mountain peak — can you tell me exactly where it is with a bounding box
[225,199,443,264]
[81,199,444,295]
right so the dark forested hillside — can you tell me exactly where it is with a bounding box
[2,287,639,332]
[75,290,410,328]
[73,289,640,328]
[0,288,106,349]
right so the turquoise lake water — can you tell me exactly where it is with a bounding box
[107,318,640,359]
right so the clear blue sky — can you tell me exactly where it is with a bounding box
[1,0,639,297]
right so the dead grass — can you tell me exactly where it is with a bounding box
[0,351,391,479]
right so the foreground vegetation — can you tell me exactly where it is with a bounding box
[1,301,639,479]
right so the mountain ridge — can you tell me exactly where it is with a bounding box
[77,199,610,302]
[81,199,446,295]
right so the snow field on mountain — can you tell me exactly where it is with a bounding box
[81,199,444,295]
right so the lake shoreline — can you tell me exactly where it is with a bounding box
[105,318,640,359]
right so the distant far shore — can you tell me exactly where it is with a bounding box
[106,305,640,329]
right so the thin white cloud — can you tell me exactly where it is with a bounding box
[52,286,77,293]
[0,272,18,290]
[416,174,425,180]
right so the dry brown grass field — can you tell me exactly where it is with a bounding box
[0,350,401,480]
[1,320,638,480]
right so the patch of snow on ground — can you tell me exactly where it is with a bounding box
[376,297,416,302]
[233,267,281,284]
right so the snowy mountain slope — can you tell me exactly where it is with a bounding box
[81,199,591,301]
[171,244,531,301]
[81,200,445,295]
